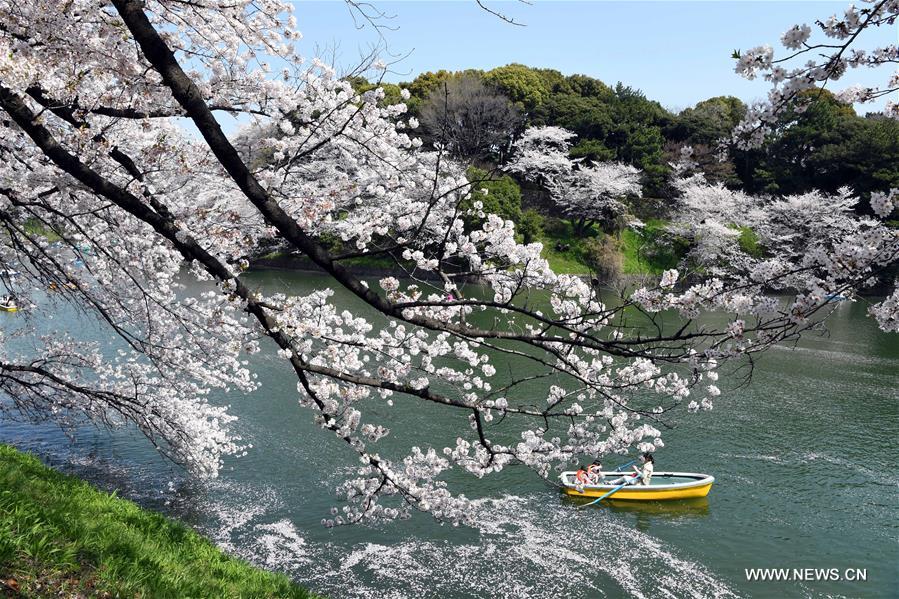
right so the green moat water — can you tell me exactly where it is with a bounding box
[2,270,897,598]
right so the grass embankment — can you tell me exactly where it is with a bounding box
[0,445,315,598]
[618,219,685,275]
[539,218,684,276]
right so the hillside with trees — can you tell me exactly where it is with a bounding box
[349,65,898,279]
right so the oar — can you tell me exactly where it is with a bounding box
[614,459,637,472]
[578,473,638,509]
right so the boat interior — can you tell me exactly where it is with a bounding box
[561,472,711,487]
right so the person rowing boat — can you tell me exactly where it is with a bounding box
[607,453,654,486]
[561,457,714,502]
[633,453,654,486]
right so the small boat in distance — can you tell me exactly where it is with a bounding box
[0,295,19,313]
[560,471,714,501]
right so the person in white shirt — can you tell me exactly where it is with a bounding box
[633,453,655,485]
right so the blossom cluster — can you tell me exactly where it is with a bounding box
[732,0,899,148]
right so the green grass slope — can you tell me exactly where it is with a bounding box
[0,445,316,598]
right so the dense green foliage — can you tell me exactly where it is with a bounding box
[356,65,895,204]
[0,445,314,599]
[483,63,554,112]
[667,95,747,146]
[464,167,523,227]
[343,65,897,275]
[517,208,544,245]
[733,91,899,203]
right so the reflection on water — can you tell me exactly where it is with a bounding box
[605,498,711,534]
[2,271,898,598]
[561,495,711,534]
[597,497,709,517]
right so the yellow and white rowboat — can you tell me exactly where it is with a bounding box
[560,471,714,501]
[0,302,17,313]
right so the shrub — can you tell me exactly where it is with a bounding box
[584,235,622,282]
[464,167,523,230]
[736,225,764,258]
[518,209,544,244]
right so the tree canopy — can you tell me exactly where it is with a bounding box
[350,64,895,208]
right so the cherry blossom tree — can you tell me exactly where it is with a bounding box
[506,126,643,234]
[667,169,896,286]
[0,0,896,529]
[732,0,898,147]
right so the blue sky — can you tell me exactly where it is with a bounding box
[288,0,896,113]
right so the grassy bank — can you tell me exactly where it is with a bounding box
[539,218,683,276]
[0,445,315,598]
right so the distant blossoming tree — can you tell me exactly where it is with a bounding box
[506,126,643,234]
[667,168,896,288]
[0,0,896,528]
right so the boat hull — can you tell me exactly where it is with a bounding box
[560,471,714,501]
[0,305,17,313]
